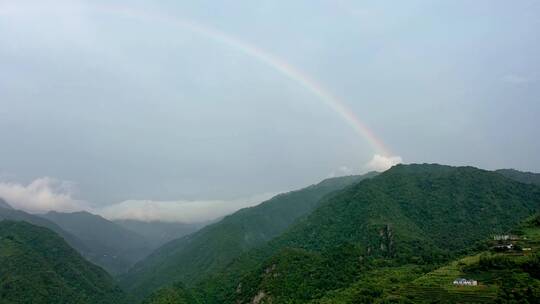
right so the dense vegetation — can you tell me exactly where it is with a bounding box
[395,214,540,303]
[1,205,156,276]
[497,169,540,186]
[142,282,200,304]
[191,164,540,303]
[0,220,127,304]
[0,207,91,260]
[121,173,377,300]
[42,211,153,275]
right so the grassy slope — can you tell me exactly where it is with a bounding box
[121,173,377,300]
[0,220,127,304]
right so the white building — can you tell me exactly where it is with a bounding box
[493,235,519,241]
[453,278,478,286]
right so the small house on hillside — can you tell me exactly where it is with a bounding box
[493,243,514,251]
[493,235,519,241]
[453,278,478,286]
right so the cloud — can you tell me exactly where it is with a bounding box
[0,176,277,223]
[327,165,354,178]
[502,74,532,84]
[98,192,277,223]
[0,177,88,213]
[365,154,402,172]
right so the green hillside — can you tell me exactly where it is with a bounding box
[497,169,540,186]
[306,214,540,303]
[121,173,377,300]
[142,282,200,304]
[393,214,540,303]
[0,220,127,304]
[0,207,92,260]
[193,164,540,304]
[42,211,152,275]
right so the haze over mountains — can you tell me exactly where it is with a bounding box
[0,201,211,275]
[0,198,12,210]
[114,219,210,249]
[41,211,153,274]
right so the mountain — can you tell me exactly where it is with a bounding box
[192,164,540,304]
[0,197,12,209]
[0,205,151,276]
[496,168,540,186]
[42,211,153,275]
[0,207,91,258]
[115,219,210,249]
[121,172,378,300]
[0,220,127,303]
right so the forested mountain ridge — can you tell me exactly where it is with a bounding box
[121,172,378,300]
[496,168,540,186]
[191,164,540,304]
[0,207,92,260]
[42,211,153,275]
[0,220,127,304]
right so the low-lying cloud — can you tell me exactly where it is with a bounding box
[327,165,354,178]
[0,176,277,223]
[98,193,277,223]
[0,177,88,213]
[365,154,403,172]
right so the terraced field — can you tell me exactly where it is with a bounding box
[397,254,496,303]
[397,218,540,303]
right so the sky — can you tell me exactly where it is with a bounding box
[0,0,539,222]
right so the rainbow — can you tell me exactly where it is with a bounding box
[26,4,392,156]
[90,5,392,156]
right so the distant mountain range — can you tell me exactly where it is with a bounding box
[0,201,211,275]
[41,211,154,275]
[496,168,540,186]
[115,219,210,249]
[0,205,93,263]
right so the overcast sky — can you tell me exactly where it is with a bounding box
[1,0,539,221]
